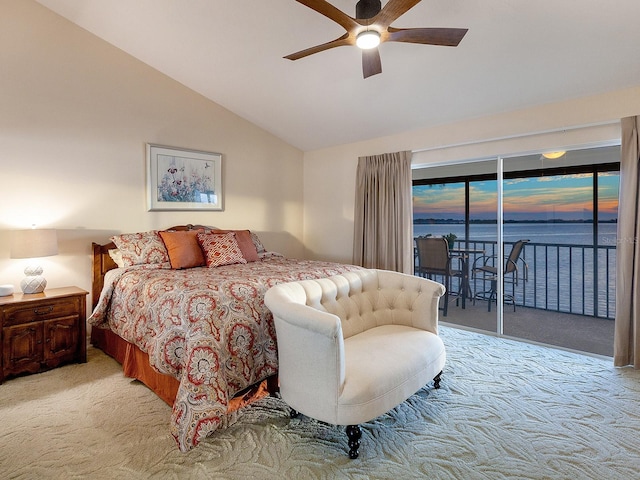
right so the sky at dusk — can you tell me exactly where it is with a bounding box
[413,172,619,222]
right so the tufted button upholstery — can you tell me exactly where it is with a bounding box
[288,269,444,340]
[264,269,446,459]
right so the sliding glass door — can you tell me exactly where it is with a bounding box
[412,145,619,355]
[413,159,499,334]
[500,147,619,354]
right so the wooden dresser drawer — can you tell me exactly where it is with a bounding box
[2,297,80,326]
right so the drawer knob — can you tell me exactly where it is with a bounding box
[34,306,54,315]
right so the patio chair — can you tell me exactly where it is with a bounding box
[472,239,529,312]
[415,236,464,316]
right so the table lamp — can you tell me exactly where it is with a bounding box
[10,228,58,294]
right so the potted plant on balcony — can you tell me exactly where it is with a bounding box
[444,233,457,249]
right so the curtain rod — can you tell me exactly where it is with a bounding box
[411,120,620,154]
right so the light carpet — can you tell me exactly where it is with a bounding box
[1,327,639,480]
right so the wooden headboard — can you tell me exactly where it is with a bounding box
[91,224,211,310]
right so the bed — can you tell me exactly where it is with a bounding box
[89,225,362,451]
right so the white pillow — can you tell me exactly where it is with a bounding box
[108,248,125,268]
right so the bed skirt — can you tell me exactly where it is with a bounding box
[90,327,270,409]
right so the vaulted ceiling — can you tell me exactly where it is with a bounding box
[36,0,640,152]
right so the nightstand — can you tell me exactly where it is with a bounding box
[0,286,88,384]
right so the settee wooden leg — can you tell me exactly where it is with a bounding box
[433,371,443,389]
[346,425,362,459]
[266,374,280,396]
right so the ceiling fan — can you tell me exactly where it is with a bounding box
[284,0,468,79]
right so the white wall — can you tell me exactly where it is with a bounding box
[0,0,304,302]
[303,86,640,264]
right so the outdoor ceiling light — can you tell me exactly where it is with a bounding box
[356,30,381,49]
[542,151,566,160]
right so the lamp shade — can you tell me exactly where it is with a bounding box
[10,229,58,259]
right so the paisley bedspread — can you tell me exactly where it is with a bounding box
[89,255,361,451]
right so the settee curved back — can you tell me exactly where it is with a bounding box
[269,269,445,339]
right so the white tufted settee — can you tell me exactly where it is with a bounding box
[264,268,446,459]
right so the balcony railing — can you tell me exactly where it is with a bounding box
[417,239,616,320]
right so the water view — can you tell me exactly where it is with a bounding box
[414,222,618,319]
[414,222,618,246]
[412,162,621,320]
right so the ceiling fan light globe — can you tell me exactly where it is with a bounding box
[356,31,381,49]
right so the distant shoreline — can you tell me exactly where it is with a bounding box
[413,219,617,225]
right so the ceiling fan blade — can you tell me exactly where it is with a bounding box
[373,0,422,28]
[362,48,382,78]
[284,33,352,61]
[387,27,468,46]
[294,0,359,32]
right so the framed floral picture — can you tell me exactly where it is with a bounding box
[146,144,223,211]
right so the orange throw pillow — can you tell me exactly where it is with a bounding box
[159,230,206,269]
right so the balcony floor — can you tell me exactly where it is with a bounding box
[441,298,614,357]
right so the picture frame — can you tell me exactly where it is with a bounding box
[146,144,223,211]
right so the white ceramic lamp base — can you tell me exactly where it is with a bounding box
[21,265,47,294]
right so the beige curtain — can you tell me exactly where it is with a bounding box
[614,116,640,368]
[353,150,413,273]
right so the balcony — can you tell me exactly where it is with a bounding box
[442,302,614,357]
[416,239,615,357]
